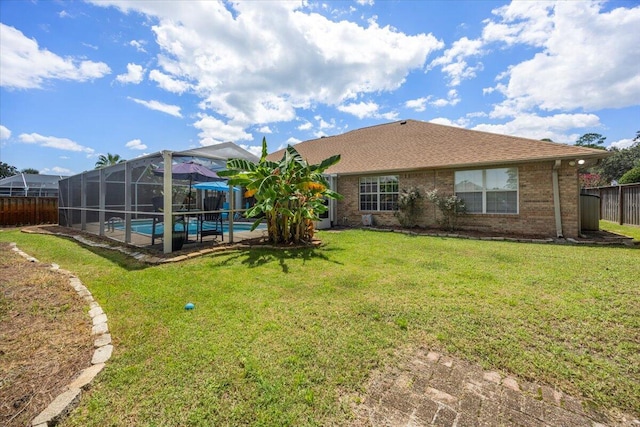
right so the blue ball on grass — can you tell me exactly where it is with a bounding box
[184,302,195,310]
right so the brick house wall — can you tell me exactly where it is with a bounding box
[334,160,581,238]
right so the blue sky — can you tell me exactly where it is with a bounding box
[1,0,639,176]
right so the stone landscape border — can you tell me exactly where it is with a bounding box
[9,243,113,427]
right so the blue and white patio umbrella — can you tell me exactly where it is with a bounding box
[193,181,241,192]
[153,161,224,212]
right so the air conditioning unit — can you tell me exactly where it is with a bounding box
[362,214,373,226]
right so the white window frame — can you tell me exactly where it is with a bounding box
[455,168,519,214]
[359,175,399,212]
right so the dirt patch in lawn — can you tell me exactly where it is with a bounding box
[0,242,93,427]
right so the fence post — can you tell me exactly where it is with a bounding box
[618,185,623,225]
[599,187,603,219]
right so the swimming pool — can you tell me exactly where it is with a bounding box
[115,219,265,236]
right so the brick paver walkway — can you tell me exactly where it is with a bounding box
[354,349,638,427]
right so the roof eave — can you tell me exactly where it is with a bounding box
[330,151,611,176]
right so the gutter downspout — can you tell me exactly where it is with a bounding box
[330,174,337,226]
[552,160,563,238]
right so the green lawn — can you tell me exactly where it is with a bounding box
[1,228,639,425]
[600,219,640,241]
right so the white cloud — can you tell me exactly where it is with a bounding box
[471,113,601,143]
[149,69,190,94]
[116,63,145,84]
[257,126,272,134]
[355,0,374,6]
[429,117,468,128]
[193,114,252,145]
[0,23,111,89]
[482,2,554,47]
[19,133,95,154]
[314,116,336,130]
[430,89,460,108]
[429,1,640,120]
[125,138,147,150]
[429,37,484,86]
[404,89,460,112]
[405,97,428,112]
[338,101,397,120]
[42,166,72,175]
[466,111,488,119]
[297,121,313,131]
[609,138,636,150]
[128,97,183,118]
[379,111,399,121]
[488,2,640,113]
[89,0,443,134]
[59,10,71,19]
[129,39,147,52]
[238,144,263,157]
[286,136,301,145]
[0,125,11,140]
[338,101,379,119]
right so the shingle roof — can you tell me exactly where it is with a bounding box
[267,119,610,175]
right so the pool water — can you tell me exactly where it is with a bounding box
[115,219,264,236]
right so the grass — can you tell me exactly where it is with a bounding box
[600,219,640,241]
[1,228,639,425]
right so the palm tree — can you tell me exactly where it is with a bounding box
[95,153,125,169]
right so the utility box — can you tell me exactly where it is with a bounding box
[580,194,600,231]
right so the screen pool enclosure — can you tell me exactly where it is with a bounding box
[58,143,260,254]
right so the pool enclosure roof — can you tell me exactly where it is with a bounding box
[0,173,64,197]
[122,142,258,166]
[58,142,259,254]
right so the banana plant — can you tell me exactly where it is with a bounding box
[219,137,342,244]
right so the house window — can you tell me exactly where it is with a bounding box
[455,168,518,214]
[359,176,399,211]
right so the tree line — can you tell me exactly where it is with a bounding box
[574,131,640,187]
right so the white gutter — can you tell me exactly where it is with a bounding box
[552,160,563,238]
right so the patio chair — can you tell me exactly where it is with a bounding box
[199,195,224,242]
[222,201,229,221]
[151,196,187,247]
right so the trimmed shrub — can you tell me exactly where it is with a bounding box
[618,166,640,184]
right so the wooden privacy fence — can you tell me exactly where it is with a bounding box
[0,197,59,226]
[583,183,640,226]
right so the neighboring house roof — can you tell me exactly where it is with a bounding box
[0,173,64,196]
[267,119,610,175]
